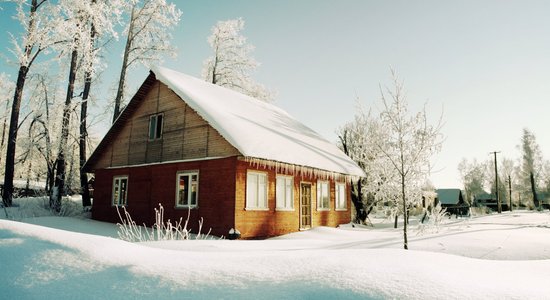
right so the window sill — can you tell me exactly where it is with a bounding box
[275,208,295,212]
[335,208,347,211]
[317,208,330,211]
[175,206,198,210]
[245,208,269,211]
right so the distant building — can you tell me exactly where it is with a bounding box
[435,189,470,216]
[473,192,509,211]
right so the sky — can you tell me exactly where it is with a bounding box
[1,0,550,188]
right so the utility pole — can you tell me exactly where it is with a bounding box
[491,151,501,213]
[508,175,512,211]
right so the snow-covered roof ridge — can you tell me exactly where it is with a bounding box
[151,66,365,178]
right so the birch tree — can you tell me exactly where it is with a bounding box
[202,18,274,102]
[371,70,443,249]
[111,0,181,123]
[2,0,62,207]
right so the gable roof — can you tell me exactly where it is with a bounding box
[436,189,464,205]
[153,67,364,178]
[86,67,365,178]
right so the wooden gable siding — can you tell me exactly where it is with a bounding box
[233,160,351,239]
[89,81,240,170]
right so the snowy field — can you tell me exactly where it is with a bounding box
[1,198,550,299]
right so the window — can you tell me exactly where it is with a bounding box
[112,176,128,206]
[276,175,294,210]
[148,114,163,140]
[335,183,347,210]
[317,180,330,210]
[176,171,199,208]
[246,171,268,210]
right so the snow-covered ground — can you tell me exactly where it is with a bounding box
[1,198,550,299]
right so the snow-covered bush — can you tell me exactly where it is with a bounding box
[116,203,214,242]
[1,196,86,220]
[417,203,448,235]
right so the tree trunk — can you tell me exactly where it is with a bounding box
[79,13,96,207]
[2,65,29,206]
[530,172,539,208]
[2,0,39,207]
[402,174,408,250]
[51,47,78,212]
[79,71,91,206]
[112,6,135,123]
[350,179,367,223]
[0,99,9,167]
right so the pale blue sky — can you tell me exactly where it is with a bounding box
[1,1,550,188]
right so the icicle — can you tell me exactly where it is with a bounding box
[242,156,359,183]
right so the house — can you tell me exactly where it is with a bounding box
[473,192,509,211]
[435,189,470,216]
[84,67,365,239]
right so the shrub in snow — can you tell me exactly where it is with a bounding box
[1,196,86,220]
[417,203,448,235]
[116,203,214,242]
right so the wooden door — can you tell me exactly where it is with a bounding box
[300,183,312,229]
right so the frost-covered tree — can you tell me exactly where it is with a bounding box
[112,0,181,123]
[202,18,274,102]
[2,0,63,207]
[517,128,543,209]
[338,71,443,249]
[51,0,122,211]
[337,105,400,224]
[371,70,443,249]
[0,73,15,170]
[458,158,486,204]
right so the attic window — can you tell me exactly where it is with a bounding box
[148,114,163,140]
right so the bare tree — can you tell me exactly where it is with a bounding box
[202,18,274,101]
[458,158,486,205]
[518,128,543,209]
[0,73,15,169]
[2,0,61,207]
[51,0,122,210]
[111,0,181,123]
[337,105,399,224]
[371,70,443,249]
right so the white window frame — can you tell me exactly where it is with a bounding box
[276,175,294,211]
[335,182,347,211]
[112,176,128,206]
[176,171,199,209]
[148,113,164,140]
[316,180,330,211]
[246,171,268,210]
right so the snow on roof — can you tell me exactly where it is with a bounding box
[435,189,464,205]
[151,66,365,178]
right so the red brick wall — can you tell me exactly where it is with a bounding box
[234,160,351,239]
[92,157,237,237]
[92,157,351,239]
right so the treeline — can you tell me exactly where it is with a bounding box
[459,128,549,210]
[0,0,181,210]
